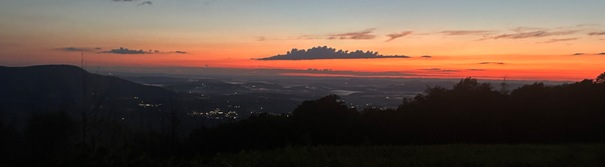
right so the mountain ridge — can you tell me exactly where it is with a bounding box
[0,64,176,129]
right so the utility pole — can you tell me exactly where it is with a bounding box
[81,51,84,69]
[81,50,88,145]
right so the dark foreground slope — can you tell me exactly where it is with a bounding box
[1,66,605,166]
[199,144,605,167]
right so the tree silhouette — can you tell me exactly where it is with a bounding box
[292,94,361,145]
[596,72,605,84]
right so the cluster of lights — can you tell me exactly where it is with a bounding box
[189,108,238,119]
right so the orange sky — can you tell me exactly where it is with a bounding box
[1,1,605,81]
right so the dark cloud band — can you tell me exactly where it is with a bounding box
[98,47,188,55]
[56,47,101,52]
[256,46,409,60]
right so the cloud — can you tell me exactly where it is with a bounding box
[477,25,592,40]
[295,35,322,40]
[491,30,576,40]
[539,38,578,43]
[385,31,413,42]
[256,46,409,60]
[112,0,152,6]
[256,36,266,41]
[421,68,459,72]
[588,31,605,36]
[479,62,505,65]
[439,30,492,36]
[422,68,442,71]
[138,1,152,6]
[99,47,188,54]
[510,26,545,33]
[574,52,605,56]
[420,55,432,58]
[58,47,88,52]
[101,47,150,54]
[57,47,101,52]
[328,28,376,40]
[468,69,486,71]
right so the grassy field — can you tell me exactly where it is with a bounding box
[194,144,605,167]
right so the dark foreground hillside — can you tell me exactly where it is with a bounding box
[1,66,605,166]
[198,144,605,167]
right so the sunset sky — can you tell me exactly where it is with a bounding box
[1,0,604,81]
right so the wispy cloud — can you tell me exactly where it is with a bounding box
[138,1,152,6]
[422,68,442,71]
[588,31,605,36]
[113,0,152,7]
[479,62,505,65]
[328,28,376,40]
[99,47,188,55]
[539,38,578,43]
[102,47,150,54]
[385,31,413,42]
[572,52,605,56]
[57,47,101,52]
[510,26,545,33]
[421,68,459,73]
[490,30,577,40]
[256,36,266,41]
[295,35,322,40]
[473,25,594,41]
[439,30,492,36]
[112,0,143,3]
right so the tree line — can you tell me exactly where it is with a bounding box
[187,73,605,153]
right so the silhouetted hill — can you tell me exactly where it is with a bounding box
[0,65,175,128]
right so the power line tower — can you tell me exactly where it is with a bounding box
[500,75,509,94]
